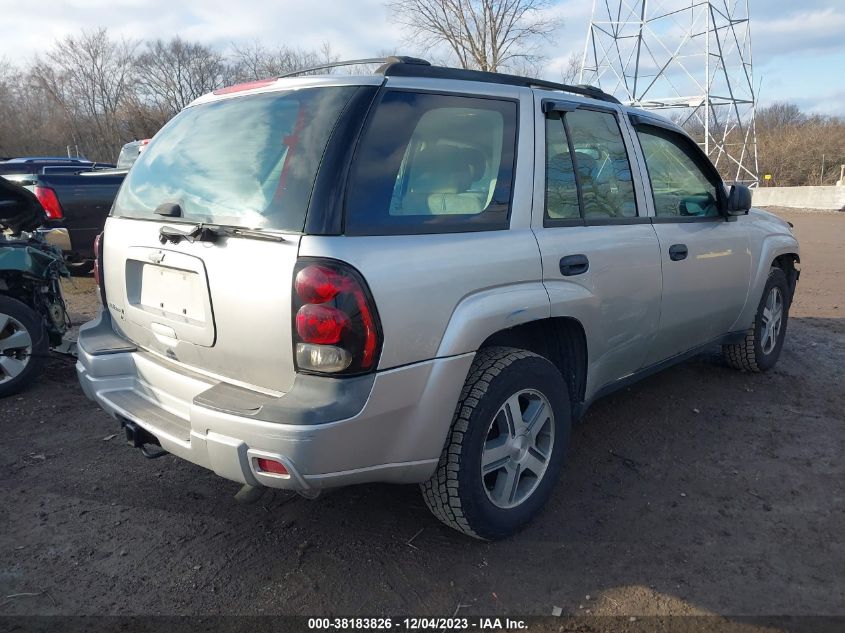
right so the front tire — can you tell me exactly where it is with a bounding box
[0,296,48,398]
[723,267,791,372]
[421,347,571,540]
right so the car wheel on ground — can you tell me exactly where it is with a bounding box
[421,347,571,540]
[723,267,791,372]
[0,295,48,398]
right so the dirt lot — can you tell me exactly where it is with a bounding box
[1,209,843,621]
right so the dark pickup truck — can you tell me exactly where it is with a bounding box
[0,154,140,274]
[12,169,127,274]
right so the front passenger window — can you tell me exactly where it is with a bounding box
[637,128,721,218]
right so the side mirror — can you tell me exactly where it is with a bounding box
[726,184,752,215]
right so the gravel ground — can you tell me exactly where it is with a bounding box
[0,209,843,623]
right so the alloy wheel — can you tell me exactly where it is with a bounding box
[760,286,784,355]
[0,313,33,384]
[481,389,555,509]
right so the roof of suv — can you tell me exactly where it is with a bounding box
[193,56,625,108]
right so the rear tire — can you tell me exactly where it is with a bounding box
[723,267,790,372]
[421,347,571,540]
[0,296,48,398]
[65,258,94,276]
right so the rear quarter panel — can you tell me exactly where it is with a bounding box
[299,83,545,370]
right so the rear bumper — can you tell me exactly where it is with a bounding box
[40,227,71,252]
[76,311,473,491]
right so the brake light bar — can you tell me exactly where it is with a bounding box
[213,78,276,95]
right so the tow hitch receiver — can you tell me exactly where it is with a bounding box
[121,419,168,459]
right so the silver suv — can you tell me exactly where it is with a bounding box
[76,57,800,539]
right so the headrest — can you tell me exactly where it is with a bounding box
[573,151,597,179]
[411,144,486,193]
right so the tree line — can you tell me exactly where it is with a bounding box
[1,0,842,187]
[0,29,338,162]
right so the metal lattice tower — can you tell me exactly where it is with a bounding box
[580,0,759,185]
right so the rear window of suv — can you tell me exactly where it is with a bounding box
[345,91,518,235]
[113,87,356,232]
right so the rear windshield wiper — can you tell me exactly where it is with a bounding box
[159,223,287,245]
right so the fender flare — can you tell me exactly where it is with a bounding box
[731,232,800,332]
[435,282,551,358]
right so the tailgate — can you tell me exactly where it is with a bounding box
[103,216,301,394]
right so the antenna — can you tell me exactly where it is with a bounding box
[581,0,759,185]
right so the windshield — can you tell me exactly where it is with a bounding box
[116,144,139,169]
[112,86,356,231]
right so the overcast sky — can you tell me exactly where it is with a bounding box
[1,0,842,114]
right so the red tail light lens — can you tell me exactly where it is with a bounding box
[296,304,349,344]
[33,186,63,220]
[295,265,341,304]
[93,233,102,286]
[292,259,382,375]
[94,232,106,305]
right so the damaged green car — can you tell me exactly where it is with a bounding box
[1,178,69,397]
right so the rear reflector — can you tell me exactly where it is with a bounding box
[33,186,63,220]
[255,457,289,477]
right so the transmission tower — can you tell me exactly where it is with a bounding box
[580,0,759,185]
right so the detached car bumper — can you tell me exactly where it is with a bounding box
[76,311,473,491]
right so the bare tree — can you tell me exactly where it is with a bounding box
[229,41,338,81]
[559,51,581,84]
[386,0,560,72]
[31,28,137,160]
[134,37,227,122]
[756,102,805,130]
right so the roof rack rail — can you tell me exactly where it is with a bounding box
[279,56,430,78]
[378,60,621,104]
[278,55,620,105]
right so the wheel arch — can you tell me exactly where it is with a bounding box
[772,252,800,302]
[477,316,588,420]
[732,235,800,332]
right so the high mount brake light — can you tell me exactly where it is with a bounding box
[213,78,276,95]
[33,186,63,220]
[292,260,382,375]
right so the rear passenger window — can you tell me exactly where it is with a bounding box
[566,109,637,219]
[545,117,579,220]
[345,91,517,235]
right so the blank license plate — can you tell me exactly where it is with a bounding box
[139,264,206,322]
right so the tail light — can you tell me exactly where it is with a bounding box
[292,259,382,376]
[94,232,106,306]
[33,186,63,220]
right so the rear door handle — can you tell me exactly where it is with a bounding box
[559,254,589,276]
[669,244,688,261]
